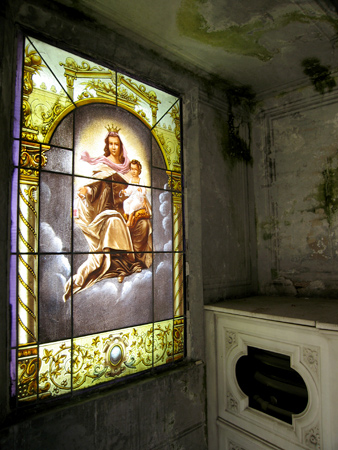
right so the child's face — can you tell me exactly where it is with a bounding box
[130,163,140,177]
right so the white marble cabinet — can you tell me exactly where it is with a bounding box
[205,297,338,450]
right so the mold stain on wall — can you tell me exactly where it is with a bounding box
[300,156,338,261]
[216,85,256,166]
[177,0,338,61]
[301,58,336,94]
[317,158,338,226]
[260,216,278,242]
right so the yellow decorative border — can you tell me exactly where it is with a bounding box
[17,318,184,401]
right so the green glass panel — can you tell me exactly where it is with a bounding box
[28,37,116,105]
[152,135,166,169]
[73,323,155,391]
[117,73,178,130]
[153,319,174,367]
[17,346,39,401]
[173,317,185,360]
[22,38,73,143]
[152,102,181,171]
[39,340,72,398]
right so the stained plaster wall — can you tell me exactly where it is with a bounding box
[0,0,236,448]
[253,85,338,297]
[200,96,257,303]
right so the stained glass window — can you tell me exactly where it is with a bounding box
[11,35,184,403]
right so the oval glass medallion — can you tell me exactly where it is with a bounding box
[110,345,123,366]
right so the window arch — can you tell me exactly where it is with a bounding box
[11,35,184,403]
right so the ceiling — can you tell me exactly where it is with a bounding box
[57,0,338,97]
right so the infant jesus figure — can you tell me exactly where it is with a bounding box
[122,159,149,227]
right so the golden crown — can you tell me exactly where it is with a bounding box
[105,124,121,133]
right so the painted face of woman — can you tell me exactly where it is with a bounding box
[108,136,121,159]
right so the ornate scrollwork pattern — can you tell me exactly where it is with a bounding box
[154,128,180,171]
[173,318,184,357]
[20,143,49,170]
[18,178,39,344]
[226,330,237,351]
[80,79,118,101]
[22,46,45,140]
[123,321,176,368]
[171,184,184,317]
[302,346,319,379]
[117,74,160,126]
[304,425,321,450]
[173,198,183,252]
[227,392,239,412]
[118,87,139,104]
[167,173,182,192]
[170,103,181,143]
[18,347,50,401]
[229,441,246,450]
[77,90,94,100]
[16,319,183,401]
[60,58,108,74]
[60,58,114,100]
[40,98,72,139]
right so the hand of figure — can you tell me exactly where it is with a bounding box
[78,186,88,197]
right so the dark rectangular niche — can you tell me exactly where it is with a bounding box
[236,347,308,424]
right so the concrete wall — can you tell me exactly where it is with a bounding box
[199,97,257,303]
[1,363,206,450]
[253,85,338,297]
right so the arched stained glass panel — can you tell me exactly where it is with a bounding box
[11,35,184,403]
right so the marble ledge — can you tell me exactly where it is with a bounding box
[204,296,338,330]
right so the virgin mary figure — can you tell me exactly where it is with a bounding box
[63,128,152,302]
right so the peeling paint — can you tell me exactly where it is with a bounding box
[216,85,256,166]
[260,217,278,241]
[307,235,329,259]
[316,159,338,226]
[272,276,297,296]
[177,0,338,61]
[297,280,325,296]
[177,0,272,60]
